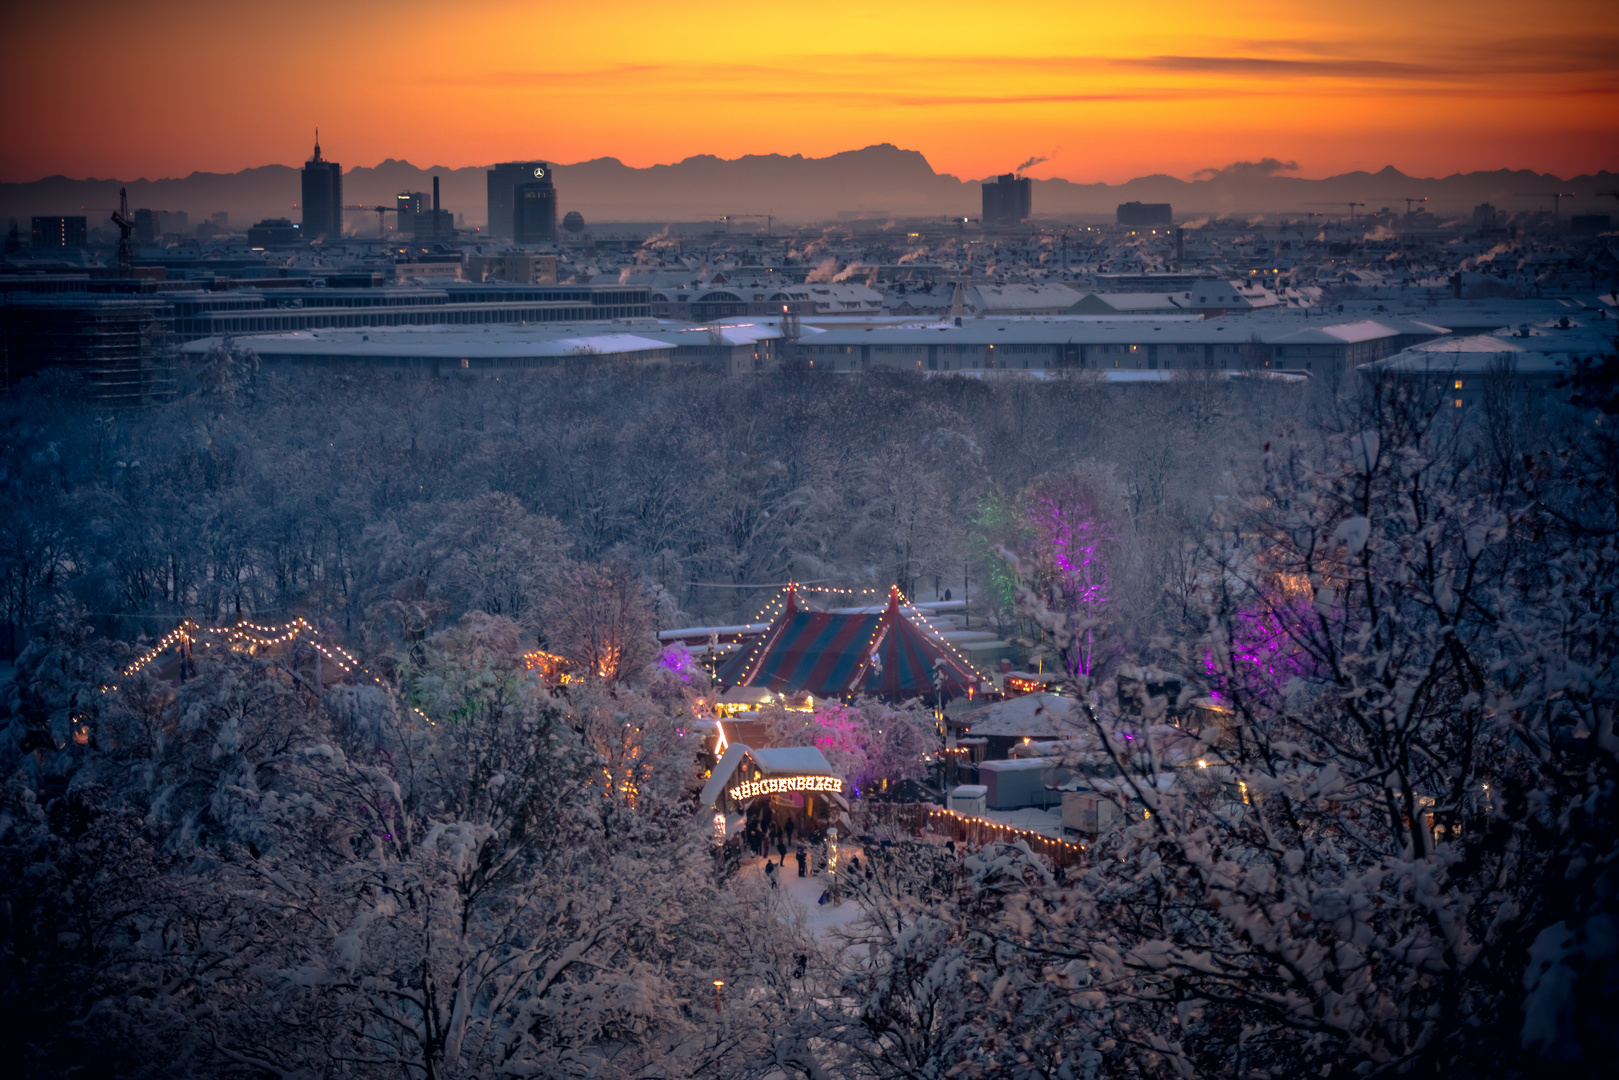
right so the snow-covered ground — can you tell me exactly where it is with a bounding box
[737,851,867,938]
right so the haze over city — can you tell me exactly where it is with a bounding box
[1,3,1616,1079]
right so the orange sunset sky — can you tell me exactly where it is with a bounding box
[5,0,1616,183]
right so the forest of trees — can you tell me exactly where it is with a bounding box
[0,355,1301,660]
[1,354,1615,1077]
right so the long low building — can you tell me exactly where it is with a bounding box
[797,314,1449,378]
[1360,320,1615,407]
[166,282,651,340]
[649,282,883,320]
[180,324,676,371]
[177,317,807,373]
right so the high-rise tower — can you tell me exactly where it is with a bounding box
[514,164,557,246]
[981,173,1032,227]
[300,131,343,243]
[488,161,550,240]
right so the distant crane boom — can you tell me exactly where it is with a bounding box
[356,203,408,239]
[1513,191,1575,225]
[1308,201,1365,226]
[718,213,773,236]
[109,187,134,276]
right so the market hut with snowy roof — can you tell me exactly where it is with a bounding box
[700,743,846,838]
[715,584,982,704]
[957,691,1088,760]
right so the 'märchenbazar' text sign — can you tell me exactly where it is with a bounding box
[728,775,843,801]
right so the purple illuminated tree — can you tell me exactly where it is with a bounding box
[1204,586,1323,704]
[1027,476,1111,678]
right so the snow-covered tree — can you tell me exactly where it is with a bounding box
[828,380,1619,1077]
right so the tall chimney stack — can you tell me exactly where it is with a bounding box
[433,176,440,213]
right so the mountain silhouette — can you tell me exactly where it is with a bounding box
[2,145,1611,232]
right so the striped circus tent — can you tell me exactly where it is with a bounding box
[717,584,982,701]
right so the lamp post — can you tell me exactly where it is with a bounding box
[827,828,839,903]
[713,979,724,1013]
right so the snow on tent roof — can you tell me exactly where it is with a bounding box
[965,692,1088,738]
[750,746,836,776]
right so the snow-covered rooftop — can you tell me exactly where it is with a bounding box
[966,693,1089,738]
[750,746,836,776]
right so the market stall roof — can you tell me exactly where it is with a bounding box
[698,743,841,810]
[716,584,980,700]
[750,746,836,776]
[964,692,1088,738]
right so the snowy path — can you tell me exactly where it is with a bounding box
[739,850,867,939]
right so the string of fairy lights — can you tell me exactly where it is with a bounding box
[925,806,1091,856]
[122,616,439,726]
[114,582,985,739]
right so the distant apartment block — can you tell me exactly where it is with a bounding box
[247,218,302,248]
[31,216,88,249]
[466,253,559,284]
[982,174,1032,227]
[1117,201,1173,227]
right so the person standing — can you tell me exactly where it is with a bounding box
[795,843,807,878]
[777,839,788,863]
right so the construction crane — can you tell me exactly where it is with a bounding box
[357,203,408,240]
[1514,191,1575,226]
[722,212,770,234]
[110,187,134,276]
[1400,196,1427,217]
[1309,201,1365,226]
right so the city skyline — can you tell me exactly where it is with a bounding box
[5,0,1615,184]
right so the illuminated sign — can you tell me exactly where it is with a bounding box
[533,166,547,179]
[728,775,843,802]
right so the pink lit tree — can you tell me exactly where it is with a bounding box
[1204,588,1323,705]
[1026,476,1112,679]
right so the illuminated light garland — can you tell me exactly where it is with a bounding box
[118,616,442,725]
[924,806,1088,852]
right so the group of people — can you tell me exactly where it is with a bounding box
[744,802,808,886]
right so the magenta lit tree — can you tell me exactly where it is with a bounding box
[804,702,872,785]
[799,700,930,791]
[1205,591,1323,704]
[1028,479,1111,678]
